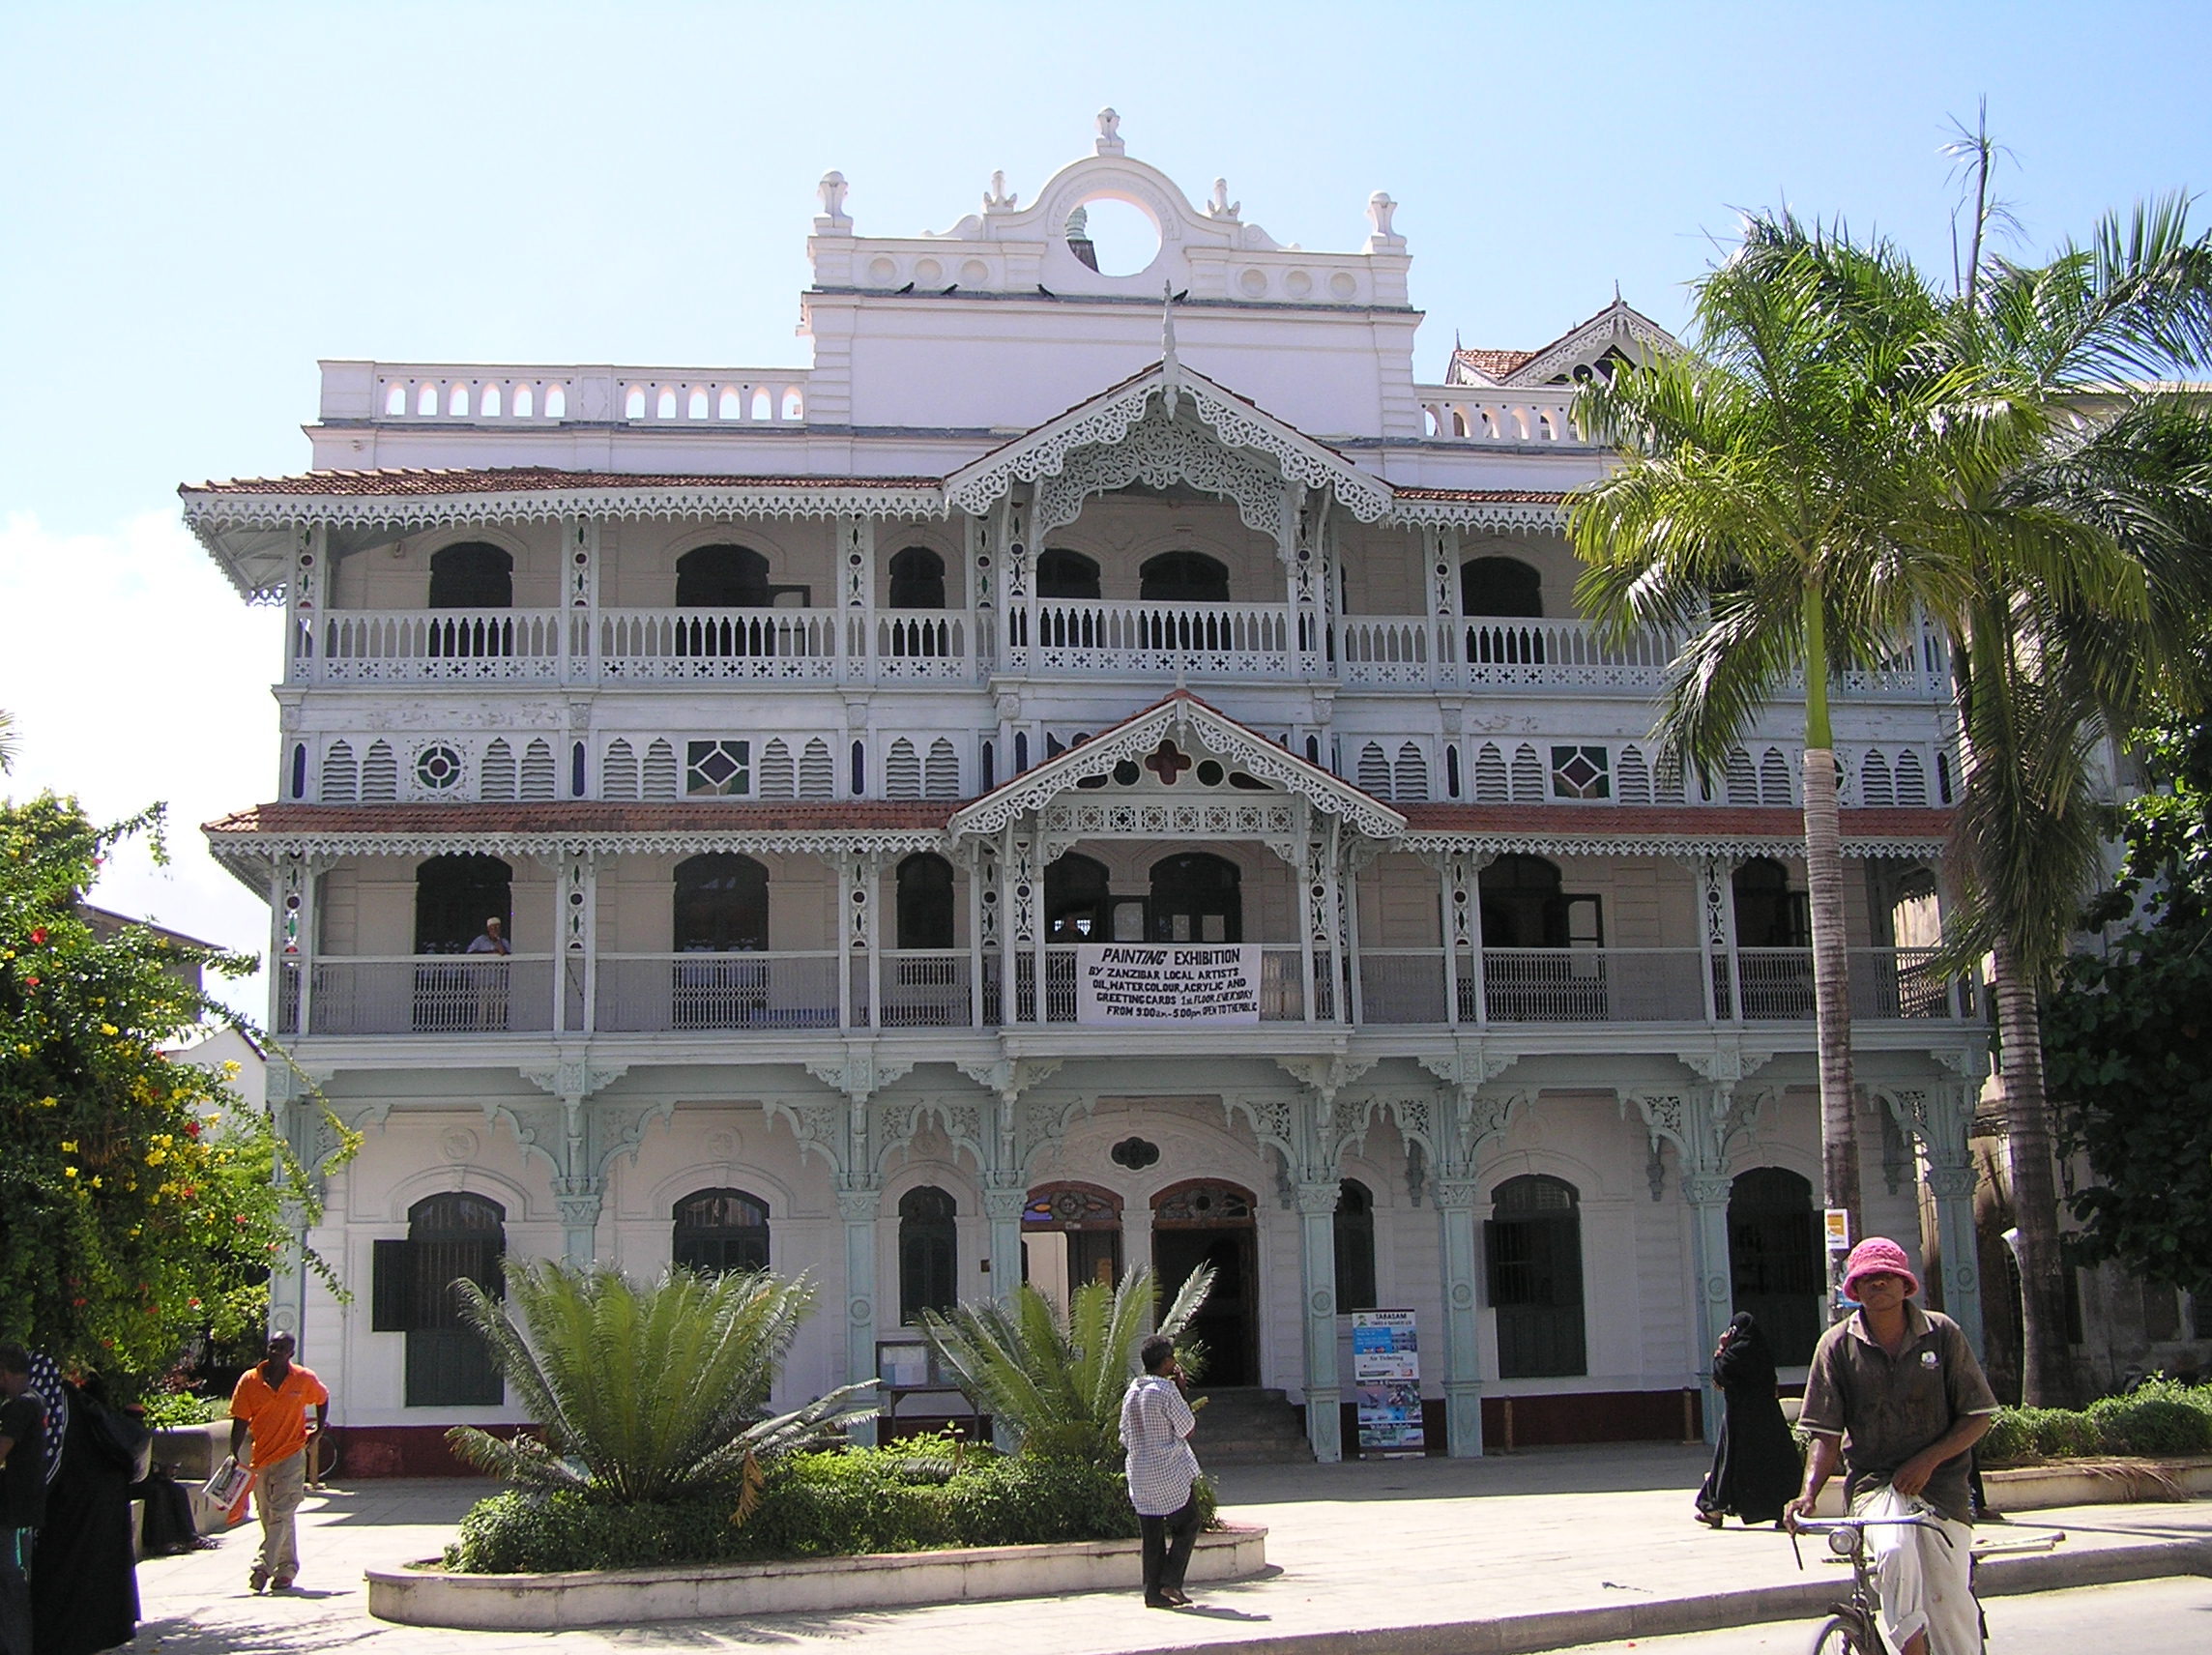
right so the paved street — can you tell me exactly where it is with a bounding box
[121,1447,2212,1654]
[1543,1576,2212,1652]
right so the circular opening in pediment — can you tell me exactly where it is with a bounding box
[1066,194,1160,276]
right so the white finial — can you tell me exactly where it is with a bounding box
[1161,281,1180,415]
[816,171,851,229]
[1206,178,1240,221]
[984,169,1018,211]
[1366,190,1401,245]
[1095,107,1124,156]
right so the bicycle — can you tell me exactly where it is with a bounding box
[1786,1510,2064,1654]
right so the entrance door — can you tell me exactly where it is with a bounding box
[1021,1183,1123,1321]
[1151,1180,1260,1386]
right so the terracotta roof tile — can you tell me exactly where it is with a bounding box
[1389,487,1566,505]
[1451,348,1539,382]
[182,468,941,498]
[1396,803,1952,839]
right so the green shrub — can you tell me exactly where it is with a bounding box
[140,1392,224,1429]
[2086,1379,2212,1457]
[444,1440,1216,1574]
[1977,1409,2034,1465]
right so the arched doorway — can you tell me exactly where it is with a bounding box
[374,1191,506,1408]
[1151,1178,1260,1387]
[1149,852,1241,944]
[1044,852,1110,942]
[1461,554,1544,666]
[1727,1167,1822,1365]
[1022,1182,1122,1323]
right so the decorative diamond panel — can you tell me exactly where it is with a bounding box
[685,740,751,798]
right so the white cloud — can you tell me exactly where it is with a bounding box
[0,510,282,1018]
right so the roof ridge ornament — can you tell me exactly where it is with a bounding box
[1160,282,1180,416]
[816,171,852,232]
[1206,178,1240,222]
[984,169,1018,212]
[1365,190,1403,252]
[1095,106,1124,157]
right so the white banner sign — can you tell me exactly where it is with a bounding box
[1075,944,1260,1025]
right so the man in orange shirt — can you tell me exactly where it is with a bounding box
[228,1333,330,1593]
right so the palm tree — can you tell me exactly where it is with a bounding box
[1568,220,1975,1245]
[448,1259,879,1502]
[919,1263,1211,1464]
[1923,153,2212,1404]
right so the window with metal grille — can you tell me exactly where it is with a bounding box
[1334,1179,1378,1312]
[1486,1175,1586,1379]
[372,1192,506,1408]
[898,1186,959,1322]
[672,1188,770,1274]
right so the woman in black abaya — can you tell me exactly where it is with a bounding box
[1694,1312,1802,1528]
[30,1373,142,1655]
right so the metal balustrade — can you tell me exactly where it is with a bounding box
[595,952,845,1032]
[308,609,564,682]
[598,608,842,682]
[288,945,1960,1036]
[306,958,558,1035]
[1029,598,1292,677]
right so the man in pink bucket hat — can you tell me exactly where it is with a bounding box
[1789,1236,1998,1654]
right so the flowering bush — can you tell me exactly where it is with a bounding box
[0,791,348,1378]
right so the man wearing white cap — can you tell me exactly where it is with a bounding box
[1789,1235,1999,1655]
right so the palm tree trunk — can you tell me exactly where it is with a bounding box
[1802,745,1862,1257]
[1991,936,2076,1407]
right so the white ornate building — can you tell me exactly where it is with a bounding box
[188,115,1985,1467]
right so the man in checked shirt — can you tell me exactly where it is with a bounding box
[1121,1334,1202,1609]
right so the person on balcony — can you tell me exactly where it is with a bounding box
[1788,1237,1997,1655]
[464,917,509,1028]
[465,917,509,956]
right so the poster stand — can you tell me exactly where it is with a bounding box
[1352,1308,1425,1458]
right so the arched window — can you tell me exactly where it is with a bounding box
[415,855,511,955]
[1728,1167,1822,1365]
[1035,548,1100,600]
[676,544,771,608]
[428,541,513,608]
[1334,1178,1378,1313]
[1044,852,1111,942]
[1486,1174,1586,1379]
[1149,852,1241,944]
[372,1192,505,1408]
[1478,854,1564,948]
[1139,550,1230,603]
[895,853,955,949]
[672,1187,770,1274]
[888,546,946,609]
[898,1185,959,1323]
[1732,857,1810,948]
[674,854,768,951]
[1460,556,1543,618]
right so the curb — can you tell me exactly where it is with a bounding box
[1105,1535,2212,1655]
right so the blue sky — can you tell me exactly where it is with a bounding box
[3,1,2209,1011]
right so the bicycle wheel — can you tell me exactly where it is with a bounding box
[1806,1612,1871,1655]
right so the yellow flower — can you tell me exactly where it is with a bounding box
[222,1060,241,1076]
[60,1140,76,1152]
[64,1167,78,1179]
[146,1148,167,1166]
[89,1176,102,1188]
[100,1023,119,1036]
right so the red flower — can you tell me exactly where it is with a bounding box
[183,1120,201,1139]
[29,928,46,944]
[22,976,37,989]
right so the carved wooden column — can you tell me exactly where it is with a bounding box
[839,513,876,683]
[1692,855,1742,1024]
[284,522,325,688]
[1295,1178,1345,1463]
[561,514,598,685]
[838,1183,884,1447]
[557,850,597,1035]
[1886,1075,1988,1358]
[1433,1170,1485,1456]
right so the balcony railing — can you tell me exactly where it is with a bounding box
[305,957,558,1035]
[287,946,1964,1036]
[286,599,1947,700]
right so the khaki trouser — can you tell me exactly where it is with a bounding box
[253,1450,307,1583]
[1855,1485,1979,1655]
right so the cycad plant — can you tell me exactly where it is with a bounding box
[447,1259,878,1503]
[918,1263,1212,1464]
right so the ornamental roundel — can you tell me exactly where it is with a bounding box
[414,743,464,792]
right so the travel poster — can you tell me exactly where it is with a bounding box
[1352,1308,1425,1455]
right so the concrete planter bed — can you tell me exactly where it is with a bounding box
[367,1523,1269,1631]
[1984,1454,2212,1509]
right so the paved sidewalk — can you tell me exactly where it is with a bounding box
[123,1446,2212,1654]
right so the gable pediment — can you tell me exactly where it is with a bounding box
[948,691,1404,842]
